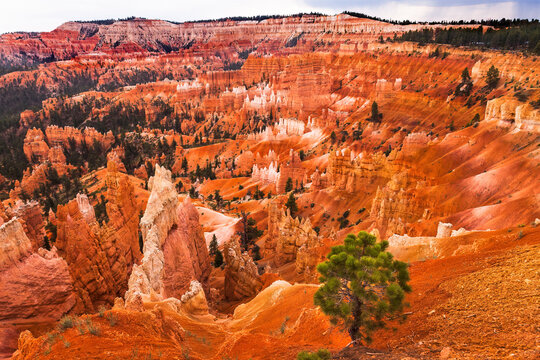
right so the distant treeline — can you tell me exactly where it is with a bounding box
[180,12,325,24]
[395,22,540,54]
[75,16,141,25]
[74,13,326,26]
[345,12,539,28]
[73,12,539,29]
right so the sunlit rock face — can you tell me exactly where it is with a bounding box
[125,165,210,308]
[54,162,141,311]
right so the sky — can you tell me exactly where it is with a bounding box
[1,0,538,34]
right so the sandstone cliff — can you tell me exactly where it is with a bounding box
[55,162,142,311]
[0,220,76,359]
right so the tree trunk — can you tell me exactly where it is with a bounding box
[348,295,362,344]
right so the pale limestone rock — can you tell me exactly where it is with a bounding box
[515,103,540,132]
[180,280,209,316]
[0,218,32,270]
[436,222,453,238]
[125,165,210,309]
[484,98,520,127]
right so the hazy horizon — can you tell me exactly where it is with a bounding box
[1,0,539,34]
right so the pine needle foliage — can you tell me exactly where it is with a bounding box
[314,231,411,344]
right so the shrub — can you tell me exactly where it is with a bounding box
[58,315,75,331]
[280,316,290,334]
[46,332,57,345]
[86,318,100,336]
[297,349,331,360]
[107,312,118,327]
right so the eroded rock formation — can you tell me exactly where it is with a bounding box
[125,165,210,308]
[180,280,209,316]
[55,161,142,311]
[266,201,323,280]
[0,220,76,358]
[223,239,262,300]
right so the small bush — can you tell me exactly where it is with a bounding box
[182,348,190,360]
[46,332,57,345]
[98,305,106,317]
[86,318,100,336]
[58,315,75,331]
[280,316,290,334]
[297,349,331,360]
[107,312,118,327]
[76,321,86,335]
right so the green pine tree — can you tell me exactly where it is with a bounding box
[238,211,263,252]
[330,131,337,143]
[369,101,382,122]
[285,177,293,192]
[314,231,411,344]
[209,234,218,256]
[485,65,500,89]
[209,234,224,267]
[285,192,298,217]
[214,249,224,267]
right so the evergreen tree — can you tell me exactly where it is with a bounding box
[486,65,500,89]
[238,211,263,252]
[330,131,337,143]
[285,192,298,217]
[213,249,224,267]
[368,101,382,122]
[182,157,189,173]
[209,234,224,267]
[213,190,223,208]
[314,231,411,344]
[43,235,51,251]
[455,67,473,96]
[209,234,219,256]
[285,177,293,192]
[462,67,471,82]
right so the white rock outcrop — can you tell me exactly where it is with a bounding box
[125,165,179,307]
